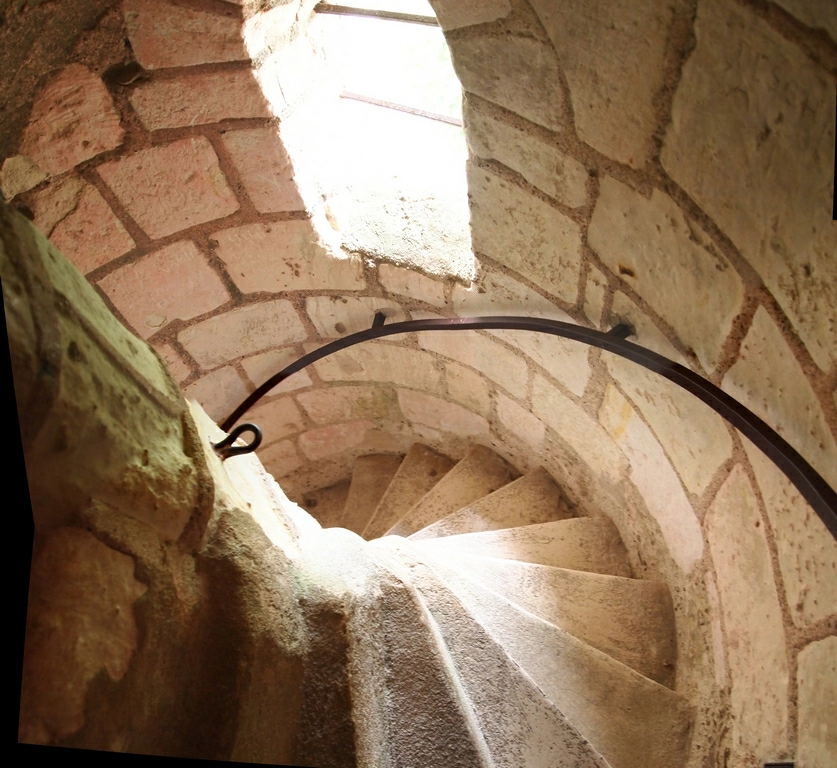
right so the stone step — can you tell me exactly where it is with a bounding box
[386,445,518,538]
[409,466,573,541]
[362,443,455,541]
[370,544,612,768]
[374,538,694,768]
[420,552,676,688]
[412,517,633,577]
[340,454,403,536]
[297,478,351,529]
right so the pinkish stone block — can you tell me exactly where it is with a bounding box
[243,397,305,446]
[221,127,304,213]
[298,420,375,461]
[152,342,193,383]
[257,439,303,479]
[98,240,230,339]
[97,138,239,239]
[184,366,251,424]
[129,70,270,131]
[124,0,248,69]
[20,64,124,176]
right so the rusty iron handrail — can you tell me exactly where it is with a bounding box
[219,314,837,540]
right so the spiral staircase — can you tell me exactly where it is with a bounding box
[281,442,696,768]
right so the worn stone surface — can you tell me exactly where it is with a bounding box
[241,1,299,63]
[0,155,47,200]
[378,263,446,307]
[98,240,230,339]
[239,396,305,447]
[212,221,363,294]
[797,637,837,768]
[774,0,837,39]
[221,127,305,213]
[531,375,627,484]
[703,570,728,687]
[450,35,564,131]
[97,137,239,240]
[184,365,251,423]
[584,265,609,329]
[297,385,400,425]
[25,173,85,236]
[124,0,248,69]
[530,0,675,167]
[465,101,588,208]
[705,465,789,764]
[468,165,582,303]
[743,437,837,627]
[398,389,489,437]
[241,347,312,396]
[306,296,406,338]
[604,354,733,495]
[599,385,704,573]
[298,420,375,460]
[179,299,307,368]
[497,393,545,451]
[723,307,837,491]
[445,362,491,417]
[589,177,744,371]
[152,342,192,384]
[609,292,687,363]
[129,70,271,130]
[20,64,124,176]
[257,438,303,479]
[430,0,511,30]
[662,0,837,370]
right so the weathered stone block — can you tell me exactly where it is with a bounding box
[583,265,608,329]
[497,393,545,450]
[297,385,400,424]
[241,346,312,396]
[185,366,251,424]
[397,389,489,437]
[378,263,446,307]
[152,342,192,384]
[240,396,305,447]
[774,0,837,39]
[797,637,837,768]
[445,362,491,416]
[431,0,511,30]
[0,155,47,200]
[306,296,406,338]
[298,420,375,460]
[257,439,303,479]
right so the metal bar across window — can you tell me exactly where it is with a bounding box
[314,3,439,26]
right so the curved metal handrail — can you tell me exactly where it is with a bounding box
[220,315,837,540]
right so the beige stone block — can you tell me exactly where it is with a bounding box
[241,347,312,396]
[450,36,564,130]
[432,0,511,30]
[257,439,303,479]
[723,307,837,491]
[743,437,837,626]
[306,296,406,338]
[378,263,446,307]
[468,164,582,304]
[0,155,47,200]
[98,241,230,339]
[152,342,192,384]
[20,64,124,176]
[242,2,298,62]
[397,389,489,437]
[179,299,308,369]
[797,637,837,768]
[599,385,704,573]
[610,292,687,363]
[98,138,239,240]
[703,570,728,687]
[530,0,674,168]
[583,265,609,329]
[661,0,837,370]
[445,362,491,416]
[185,367,251,424]
[531,375,627,484]
[418,328,528,396]
[296,385,400,424]
[705,465,789,762]
[589,177,744,371]
[221,127,304,213]
[497,393,545,450]
[774,0,837,39]
[240,396,305,446]
[129,70,271,130]
[212,221,363,294]
[464,104,588,208]
[298,420,375,461]
[312,340,444,394]
[124,0,248,69]
[604,354,733,495]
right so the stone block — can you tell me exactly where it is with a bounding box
[496,393,545,450]
[306,296,406,338]
[431,0,511,30]
[257,439,303,479]
[97,137,239,240]
[468,164,582,304]
[705,465,789,763]
[450,35,564,131]
[212,221,363,294]
[397,389,489,437]
[152,342,192,384]
[531,375,627,484]
[20,64,124,176]
[464,103,588,207]
[743,437,837,627]
[184,366,251,424]
[129,70,271,130]
[241,347,312,396]
[298,420,375,460]
[445,362,491,416]
[221,127,305,213]
[604,354,733,495]
[703,570,728,687]
[661,0,837,370]
[599,384,704,573]
[583,265,608,329]
[124,0,248,69]
[723,307,837,491]
[589,177,744,371]
[242,2,299,63]
[296,385,400,424]
[179,299,308,369]
[240,396,305,447]
[774,0,837,39]
[797,637,837,768]
[98,240,230,339]
[418,328,528,396]
[610,292,686,363]
[530,0,675,167]
[0,155,47,200]
[378,263,446,307]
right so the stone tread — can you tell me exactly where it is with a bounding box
[297,479,351,529]
[340,454,403,536]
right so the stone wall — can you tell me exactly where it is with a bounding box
[3,1,835,766]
